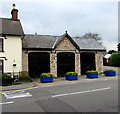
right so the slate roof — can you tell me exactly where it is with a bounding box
[22,33,106,51]
[0,18,24,36]
[72,37,106,51]
[23,34,57,49]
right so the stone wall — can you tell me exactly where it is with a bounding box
[75,53,81,75]
[95,51,104,72]
[50,52,57,77]
[55,37,77,50]
[22,50,28,71]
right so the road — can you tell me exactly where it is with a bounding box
[1,76,119,113]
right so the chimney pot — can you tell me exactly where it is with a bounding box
[11,4,18,20]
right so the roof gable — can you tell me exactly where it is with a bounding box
[54,31,79,50]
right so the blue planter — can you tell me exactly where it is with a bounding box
[104,71,116,76]
[65,75,78,80]
[86,73,98,78]
[40,76,53,83]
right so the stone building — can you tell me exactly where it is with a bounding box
[22,31,106,77]
[1,4,106,77]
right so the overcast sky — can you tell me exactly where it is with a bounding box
[0,0,118,51]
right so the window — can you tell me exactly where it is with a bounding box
[0,38,3,52]
[0,60,3,74]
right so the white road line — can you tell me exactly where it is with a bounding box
[0,101,14,105]
[2,91,32,99]
[52,87,111,98]
[6,93,32,99]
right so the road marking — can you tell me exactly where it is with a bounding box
[0,101,14,105]
[3,90,32,99]
[52,87,111,98]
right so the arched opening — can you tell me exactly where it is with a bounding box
[80,52,96,75]
[28,52,50,78]
[57,52,75,77]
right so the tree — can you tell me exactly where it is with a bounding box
[117,43,120,51]
[82,32,102,44]
[108,50,116,54]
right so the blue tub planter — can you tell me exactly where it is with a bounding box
[86,73,98,78]
[104,71,116,76]
[65,75,78,80]
[40,76,53,83]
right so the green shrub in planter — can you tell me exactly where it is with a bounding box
[40,73,54,77]
[66,72,78,75]
[104,69,116,76]
[86,70,98,78]
[0,74,12,86]
[86,70,98,73]
[65,72,78,80]
[104,69,116,72]
[20,76,33,82]
[40,73,54,83]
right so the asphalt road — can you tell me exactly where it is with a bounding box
[1,76,119,113]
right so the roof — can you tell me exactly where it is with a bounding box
[73,37,106,51]
[22,34,57,49]
[22,33,106,51]
[0,18,24,36]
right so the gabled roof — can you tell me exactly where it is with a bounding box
[22,32,106,51]
[53,31,80,50]
[0,18,24,36]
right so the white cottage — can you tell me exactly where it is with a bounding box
[0,5,24,75]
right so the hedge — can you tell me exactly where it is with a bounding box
[110,52,120,67]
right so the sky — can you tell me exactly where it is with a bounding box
[0,0,118,51]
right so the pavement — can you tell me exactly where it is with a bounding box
[0,74,118,92]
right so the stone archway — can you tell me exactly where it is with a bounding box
[80,52,96,75]
[28,52,50,78]
[57,52,75,77]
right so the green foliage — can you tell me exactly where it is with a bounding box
[104,69,116,72]
[86,70,98,73]
[20,76,33,82]
[40,73,54,77]
[66,72,78,75]
[20,71,28,78]
[110,53,120,67]
[0,74,12,79]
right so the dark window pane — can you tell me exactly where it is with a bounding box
[0,38,3,52]
[0,60,3,74]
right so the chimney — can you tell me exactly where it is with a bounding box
[11,4,18,20]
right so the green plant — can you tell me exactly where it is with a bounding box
[86,70,98,73]
[66,72,78,75]
[0,74,12,79]
[109,53,120,67]
[104,69,116,72]
[20,76,33,82]
[40,73,54,77]
[20,71,28,78]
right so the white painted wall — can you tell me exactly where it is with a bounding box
[0,36,22,73]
